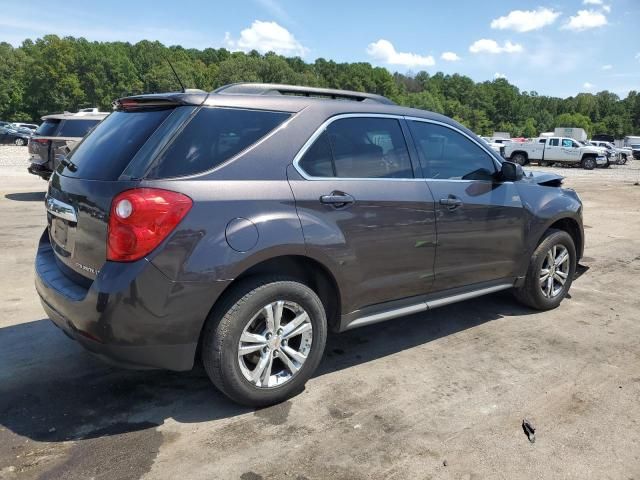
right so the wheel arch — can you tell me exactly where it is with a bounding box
[199,254,342,346]
[540,216,583,261]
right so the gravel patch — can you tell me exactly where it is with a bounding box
[0,145,30,167]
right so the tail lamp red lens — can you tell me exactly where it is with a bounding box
[107,188,192,262]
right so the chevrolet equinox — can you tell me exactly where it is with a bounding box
[35,83,584,406]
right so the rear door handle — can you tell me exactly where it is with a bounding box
[320,192,355,207]
[439,196,463,209]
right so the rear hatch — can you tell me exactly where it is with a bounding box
[29,119,60,165]
[45,105,179,282]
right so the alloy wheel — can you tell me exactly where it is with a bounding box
[237,300,313,388]
[539,244,570,298]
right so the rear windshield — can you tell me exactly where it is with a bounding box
[145,107,290,178]
[35,119,60,136]
[62,109,173,180]
[58,119,101,138]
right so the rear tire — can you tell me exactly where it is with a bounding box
[201,277,327,407]
[14,138,25,146]
[511,153,526,166]
[581,156,596,170]
[514,229,576,310]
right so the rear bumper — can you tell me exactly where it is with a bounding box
[35,230,230,371]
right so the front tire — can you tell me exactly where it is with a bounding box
[201,277,327,407]
[581,156,596,170]
[514,229,576,310]
[14,138,26,146]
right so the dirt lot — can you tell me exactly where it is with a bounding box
[1,145,639,479]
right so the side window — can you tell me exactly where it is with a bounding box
[549,138,559,146]
[147,107,290,178]
[571,140,580,148]
[297,117,414,179]
[562,139,572,147]
[298,131,334,177]
[408,121,496,180]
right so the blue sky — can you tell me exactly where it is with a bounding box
[1,0,638,98]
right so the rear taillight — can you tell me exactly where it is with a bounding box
[107,188,192,262]
[31,138,49,144]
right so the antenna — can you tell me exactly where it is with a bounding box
[165,57,185,92]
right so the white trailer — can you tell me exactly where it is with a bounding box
[554,128,587,142]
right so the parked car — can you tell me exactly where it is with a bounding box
[481,136,504,153]
[0,125,32,146]
[36,83,584,406]
[631,144,640,160]
[589,140,629,164]
[11,122,39,131]
[27,109,108,180]
[504,136,607,169]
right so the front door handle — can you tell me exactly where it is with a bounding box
[320,192,355,208]
[439,196,463,209]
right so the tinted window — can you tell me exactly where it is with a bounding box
[548,138,559,146]
[409,121,496,180]
[35,119,60,136]
[298,131,334,177]
[147,107,290,178]
[63,109,172,180]
[58,119,101,138]
[327,117,412,178]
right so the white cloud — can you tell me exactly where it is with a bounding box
[583,82,595,89]
[602,5,611,12]
[366,39,435,68]
[441,51,460,62]
[602,64,613,70]
[225,20,308,56]
[562,10,608,31]
[494,72,507,79]
[636,53,640,61]
[490,8,561,32]
[469,39,523,54]
[583,0,602,4]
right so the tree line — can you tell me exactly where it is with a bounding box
[1,35,639,138]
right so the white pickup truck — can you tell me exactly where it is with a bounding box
[503,137,607,170]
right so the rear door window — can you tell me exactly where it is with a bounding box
[62,109,173,180]
[58,119,101,138]
[297,117,414,179]
[146,107,291,178]
[35,119,60,136]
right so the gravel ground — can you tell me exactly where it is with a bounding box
[1,150,639,480]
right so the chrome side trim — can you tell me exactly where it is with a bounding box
[343,283,513,330]
[425,283,512,309]
[46,196,77,223]
[345,303,428,330]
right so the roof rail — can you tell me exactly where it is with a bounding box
[212,83,396,105]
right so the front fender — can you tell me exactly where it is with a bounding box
[516,183,583,274]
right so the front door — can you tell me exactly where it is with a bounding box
[288,115,437,314]
[407,119,526,292]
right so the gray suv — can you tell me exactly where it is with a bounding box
[35,84,584,406]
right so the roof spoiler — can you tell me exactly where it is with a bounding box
[212,83,396,105]
[113,90,208,111]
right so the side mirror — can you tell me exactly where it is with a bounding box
[500,161,524,181]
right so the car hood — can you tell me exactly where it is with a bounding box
[522,170,564,187]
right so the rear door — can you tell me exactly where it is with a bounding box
[407,119,525,292]
[288,115,437,314]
